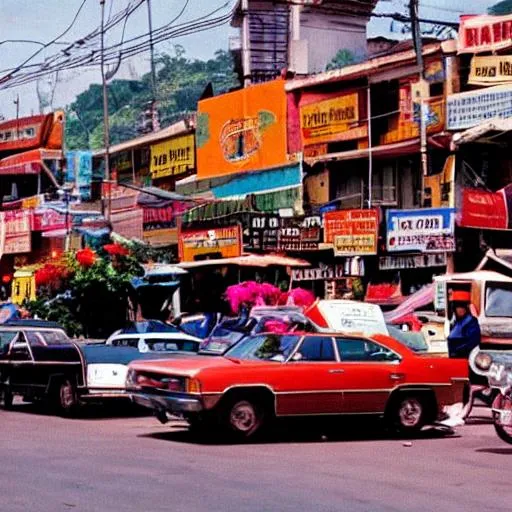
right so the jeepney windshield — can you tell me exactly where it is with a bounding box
[485,283,512,318]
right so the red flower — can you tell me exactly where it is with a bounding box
[103,243,130,257]
[76,248,97,267]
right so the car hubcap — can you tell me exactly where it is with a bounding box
[399,399,422,427]
[230,402,257,432]
[60,383,74,409]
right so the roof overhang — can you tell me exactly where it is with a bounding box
[451,119,512,148]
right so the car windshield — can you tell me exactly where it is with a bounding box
[224,334,300,362]
[387,325,428,352]
[485,284,512,318]
[199,331,245,354]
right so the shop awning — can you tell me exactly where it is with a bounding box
[304,139,420,167]
[451,119,512,147]
[383,284,434,323]
[0,148,61,186]
[178,254,311,269]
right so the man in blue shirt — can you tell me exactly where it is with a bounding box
[447,290,481,359]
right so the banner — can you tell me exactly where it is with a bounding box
[292,261,364,281]
[66,151,92,199]
[379,253,447,271]
[179,225,242,262]
[323,209,378,256]
[446,85,512,130]
[458,14,512,54]
[459,188,508,230]
[196,80,288,179]
[386,208,456,253]
[469,55,512,86]
[150,134,195,180]
[33,208,69,232]
[300,93,363,145]
[3,210,32,254]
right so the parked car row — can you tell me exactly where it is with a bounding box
[0,304,469,441]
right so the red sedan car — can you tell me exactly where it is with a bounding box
[127,332,468,439]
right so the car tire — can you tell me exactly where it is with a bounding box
[1,388,14,409]
[56,379,79,416]
[220,397,266,441]
[388,394,427,435]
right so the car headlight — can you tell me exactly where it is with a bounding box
[87,364,128,388]
[475,352,493,372]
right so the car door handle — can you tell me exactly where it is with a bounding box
[389,373,405,381]
[328,369,345,374]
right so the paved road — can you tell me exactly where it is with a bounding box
[0,403,510,512]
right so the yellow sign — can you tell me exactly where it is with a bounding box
[179,225,242,262]
[300,93,360,145]
[150,134,195,180]
[11,271,36,305]
[469,55,512,86]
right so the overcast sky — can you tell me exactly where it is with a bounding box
[0,0,500,119]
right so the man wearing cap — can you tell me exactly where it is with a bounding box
[447,290,481,359]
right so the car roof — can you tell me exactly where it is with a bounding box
[2,320,65,330]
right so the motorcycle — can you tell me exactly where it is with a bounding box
[469,348,512,444]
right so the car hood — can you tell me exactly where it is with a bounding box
[80,344,199,365]
[129,355,244,377]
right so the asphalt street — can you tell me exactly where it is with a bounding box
[0,403,510,512]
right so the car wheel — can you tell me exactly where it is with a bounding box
[389,395,426,435]
[57,379,79,416]
[222,398,266,440]
[1,388,14,409]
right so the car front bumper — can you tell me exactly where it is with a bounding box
[132,392,203,422]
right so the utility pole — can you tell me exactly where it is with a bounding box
[100,0,111,220]
[14,94,20,139]
[146,0,159,131]
[409,0,428,183]
[241,0,251,87]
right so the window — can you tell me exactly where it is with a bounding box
[25,331,45,347]
[111,338,138,348]
[372,165,397,205]
[485,284,512,318]
[295,336,336,362]
[335,337,400,362]
[0,331,17,351]
[225,334,300,362]
[40,330,68,345]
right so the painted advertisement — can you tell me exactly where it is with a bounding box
[386,208,456,253]
[469,55,512,86]
[379,253,447,271]
[458,14,512,54]
[3,210,32,254]
[323,209,378,256]
[150,134,195,180]
[300,93,363,146]
[446,85,512,130]
[196,80,288,179]
[179,225,242,262]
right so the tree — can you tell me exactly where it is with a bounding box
[64,47,239,150]
[326,49,356,71]
[489,0,512,14]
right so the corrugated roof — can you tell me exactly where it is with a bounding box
[92,116,195,157]
[286,40,456,91]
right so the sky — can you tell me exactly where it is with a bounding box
[0,0,501,119]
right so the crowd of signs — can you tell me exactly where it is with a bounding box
[177,206,457,277]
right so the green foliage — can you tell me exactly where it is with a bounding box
[326,49,356,71]
[65,46,239,150]
[489,0,512,14]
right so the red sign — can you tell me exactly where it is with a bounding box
[110,208,144,240]
[459,189,508,230]
[33,209,69,232]
[323,209,379,255]
[458,14,512,54]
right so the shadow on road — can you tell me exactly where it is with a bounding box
[4,401,150,420]
[138,417,460,446]
[476,447,512,455]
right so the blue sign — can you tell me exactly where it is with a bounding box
[386,207,456,253]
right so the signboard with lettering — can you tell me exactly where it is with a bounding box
[292,260,364,281]
[248,214,321,252]
[32,208,68,232]
[323,209,378,256]
[447,85,512,130]
[179,225,242,262]
[379,253,447,271]
[300,93,364,146]
[3,210,32,254]
[469,55,512,86]
[386,208,455,253]
[458,14,512,54]
[150,134,195,180]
